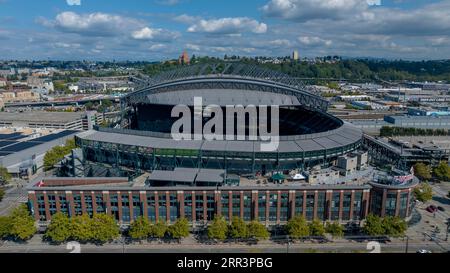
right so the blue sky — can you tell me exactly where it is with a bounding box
[1,0,450,60]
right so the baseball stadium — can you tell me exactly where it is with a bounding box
[74,63,363,176]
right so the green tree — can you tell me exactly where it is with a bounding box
[247,221,270,240]
[325,221,344,237]
[433,162,450,181]
[0,188,5,202]
[413,183,433,202]
[0,216,12,239]
[362,214,385,236]
[207,215,228,241]
[150,221,168,239]
[0,166,11,185]
[85,102,94,110]
[128,216,151,240]
[382,216,407,237]
[90,214,120,244]
[43,138,76,171]
[45,213,71,243]
[309,219,325,236]
[228,216,248,239]
[8,205,36,241]
[413,163,432,181]
[70,214,93,242]
[167,218,190,240]
[285,216,310,239]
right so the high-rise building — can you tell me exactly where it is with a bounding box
[292,50,299,61]
[178,50,190,65]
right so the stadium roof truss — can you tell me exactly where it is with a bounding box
[125,63,329,112]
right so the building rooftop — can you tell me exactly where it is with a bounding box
[0,111,87,123]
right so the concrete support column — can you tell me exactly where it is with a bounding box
[178,191,184,219]
[103,191,111,216]
[91,192,97,215]
[55,192,61,214]
[252,191,258,220]
[140,191,147,219]
[289,190,295,220]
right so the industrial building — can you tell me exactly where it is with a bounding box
[0,111,103,130]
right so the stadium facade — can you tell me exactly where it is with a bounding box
[33,64,418,226]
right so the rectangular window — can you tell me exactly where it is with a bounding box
[121,194,130,222]
[184,193,192,222]
[316,192,326,221]
[147,194,156,222]
[243,193,252,221]
[331,192,340,221]
[133,194,142,220]
[59,195,69,215]
[37,194,46,221]
[306,193,315,221]
[295,192,303,217]
[269,193,278,222]
[169,193,178,222]
[232,193,241,218]
[258,193,266,222]
[48,194,57,216]
[110,194,119,221]
[342,193,352,221]
[158,193,167,222]
[353,192,362,220]
[280,193,289,221]
[95,194,105,214]
[206,194,215,221]
[386,193,397,216]
[73,194,82,216]
[195,194,204,222]
[84,195,93,217]
[221,193,230,221]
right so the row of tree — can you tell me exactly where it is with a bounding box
[142,58,450,82]
[414,162,450,182]
[128,217,189,241]
[44,213,119,244]
[285,216,344,239]
[0,205,37,241]
[43,138,77,171]
[362,214,408,237]
[207,216,270,241]
[380,127,450,137]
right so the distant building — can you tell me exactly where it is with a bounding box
[292,50,299,61]
[178,51,190,65]
[0,77,7,87]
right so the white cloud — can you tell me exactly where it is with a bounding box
[131,27,179,41]
[66,0,81,6]
[186,43,201,51]
[149,43,165,51]
[298,36,332,46]
[54,11,143,36]
[187,17,267,34]
[262,0,368,22]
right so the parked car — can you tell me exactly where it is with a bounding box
[437,206,445,212]
[426,206,437,213]
[417,249,432,254]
